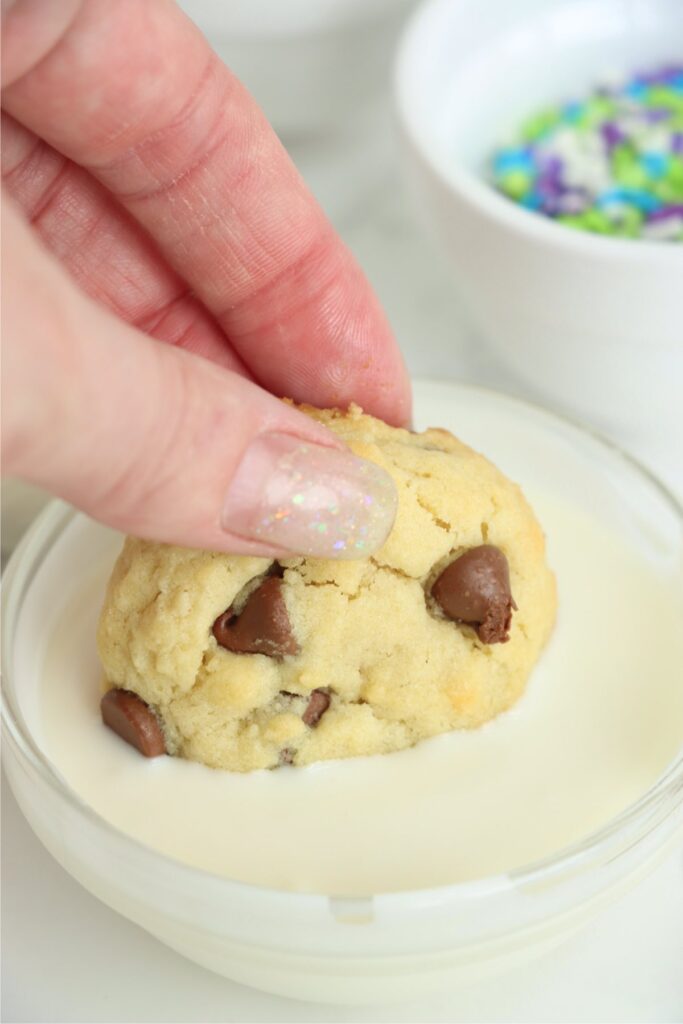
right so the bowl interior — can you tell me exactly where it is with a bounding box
[4,382,682,901]
[399,0,683,179]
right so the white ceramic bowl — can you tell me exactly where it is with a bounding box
[2,382,682,1005]
[396,0,683,452]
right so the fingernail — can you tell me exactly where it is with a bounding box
[222,433,397,559]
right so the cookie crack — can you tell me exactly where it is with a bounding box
[415,494,452,533]
[137,589,162,616]
[369,558,416,582]
[347,568,379,602]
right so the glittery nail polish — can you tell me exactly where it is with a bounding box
[221,433,397,559]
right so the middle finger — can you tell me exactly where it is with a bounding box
[2,0,411,425]
[1,112,248,374]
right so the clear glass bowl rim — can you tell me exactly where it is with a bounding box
[2,382,682,909]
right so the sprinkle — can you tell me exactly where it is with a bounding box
[640,151,668,179]
[489,64,683,241]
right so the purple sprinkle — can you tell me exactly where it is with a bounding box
[672,133,683,155]
[537,177,565,199]
[646,205,683,223]
[634,64,683,86]
[644,108,673,124]
[538,154,563,177]
[536,157,563,185]
[601,122,624,149]
[536,155,565,197]
[644,64,683,86]
[542,189,590,216]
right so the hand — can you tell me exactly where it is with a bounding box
[1,0,410,558]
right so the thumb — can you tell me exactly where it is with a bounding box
[1,197,397,558]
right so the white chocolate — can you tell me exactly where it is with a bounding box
[36,490,683,895]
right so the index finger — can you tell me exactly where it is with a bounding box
[1,0,411,425]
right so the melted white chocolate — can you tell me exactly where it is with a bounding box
[37,491,683,896]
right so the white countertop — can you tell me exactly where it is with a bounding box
[2,75,682,1024]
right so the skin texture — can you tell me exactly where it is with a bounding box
[1,0,411,555]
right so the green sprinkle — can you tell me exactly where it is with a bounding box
[500,170,531,199]
[617,207,644,237]
[583,209,615,233]
[557,214,589,231]
[578,96,616,129]
[666,156,683,189]
[645,87,683,115]
[520,107,561,142]
[652,179,683,202]
[614,163,650,190]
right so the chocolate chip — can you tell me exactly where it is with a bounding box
[279,747,295,766]
[302,687,331,728]
[100,689,166,757]
[213,576,298,657]
[431,544,517,644]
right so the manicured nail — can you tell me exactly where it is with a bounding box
[222,433,397,559]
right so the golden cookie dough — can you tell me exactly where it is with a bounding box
[97,406,556,771]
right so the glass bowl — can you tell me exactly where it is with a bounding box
[2,381,682,1006]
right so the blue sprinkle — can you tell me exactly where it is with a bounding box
[624,81,647,100]
[521,192,542,210]
[641,152,668,179]
[561,101,584,123]
[493,149,535,175]
[598,187,663,213]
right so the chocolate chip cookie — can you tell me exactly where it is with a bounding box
[97,405,556,771]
